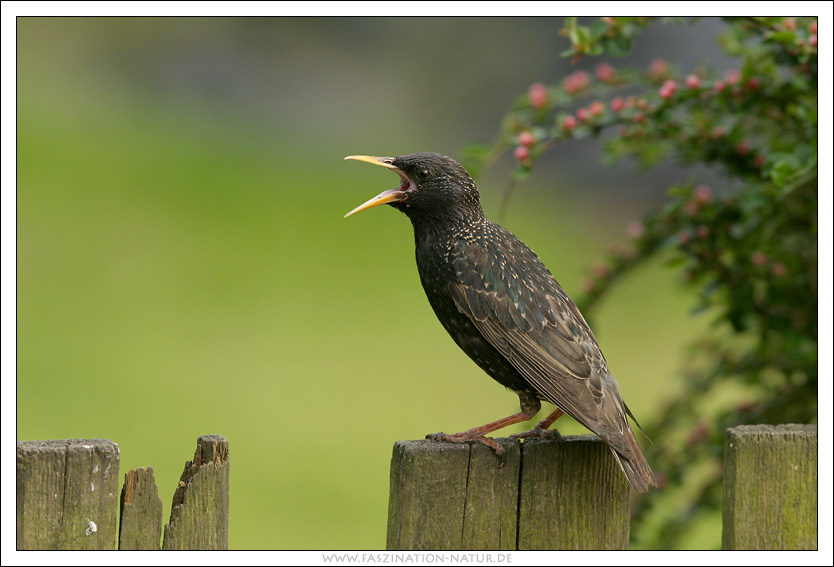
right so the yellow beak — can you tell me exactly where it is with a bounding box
[344,155,410,218]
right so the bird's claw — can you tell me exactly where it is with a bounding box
[510,425,562,441]
[426,432,507,456]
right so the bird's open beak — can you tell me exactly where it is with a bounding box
[344,155,411,218]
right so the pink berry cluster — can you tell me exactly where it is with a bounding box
[511,27,806,174]
[513,130,536,163]
[659,79,677,100]
[528,82,548,109]
[595,63,617,83]
[647,58,669,81]
[750,251,787,276]
[562,70,591,94]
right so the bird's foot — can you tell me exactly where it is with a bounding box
[510,424,562,441]
[426,432,506,456]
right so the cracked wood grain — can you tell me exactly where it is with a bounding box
[723,424,817,550]
[16,439,120,550]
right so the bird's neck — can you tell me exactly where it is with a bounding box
[409,208,485,241]
[409,209,489,260]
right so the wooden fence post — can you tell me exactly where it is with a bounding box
[722,424,817,550]
[162,434,230,550]
[16,439,120,550]
[118,467,163,550]
[518,436,630,550]
[387,438,520,550]
[387,435,631,550]
[17,434,228,550]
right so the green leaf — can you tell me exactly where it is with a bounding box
[572,25,591,50]
[769,161,796,187]
[763,152,801,187]
[589,19,610,39]
[767,30,797,44]
[603,34,634,57]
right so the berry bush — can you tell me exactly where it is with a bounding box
[465,16,818,549]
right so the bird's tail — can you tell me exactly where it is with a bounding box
[609,424,657,493]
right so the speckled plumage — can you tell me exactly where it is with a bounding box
[346,152,656,492]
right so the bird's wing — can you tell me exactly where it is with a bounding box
[448,228,635,456]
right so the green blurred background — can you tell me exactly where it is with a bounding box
[17,17,735,549]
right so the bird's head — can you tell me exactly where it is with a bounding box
[344,153,482,224]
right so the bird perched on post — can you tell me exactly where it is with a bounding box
[344,152,656,493]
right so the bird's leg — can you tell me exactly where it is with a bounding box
[510,408,565,440]
[427,391,541,456]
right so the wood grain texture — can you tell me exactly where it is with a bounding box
[16,439,120,550]
[387,438,519,550]
[723,424,817,550]
[162,435,230,550]
[387,435,631,550]
[517,435,630,550]
[118,467,163,550]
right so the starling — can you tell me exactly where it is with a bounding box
[345,152,656,492]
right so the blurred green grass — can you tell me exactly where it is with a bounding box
[17,95,710,549]
[17,20,715,550]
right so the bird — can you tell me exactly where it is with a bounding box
[344,152,656,492]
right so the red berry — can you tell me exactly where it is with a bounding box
[514,146,530,162]
[562,71,591,94]
[518,131,535,147]
[771,262,787,276]
[809,34,817,47]
[659,79,677,99]
[633,112,645,123]
[693,184,712,203]
[713,80,725,92]
[711,126,727,138]
[746,77,760,90]
[752,251,767,266]
[725,69,741,85]
[576,107,590,122]
[648,58,668,79]
[529,82,548,109]
[809,21,817,34]
[610,97,625,112]
[563,115,577,130]
[781,17,797,31]
[589,100,605,116]
[595,63,616,82]
[686,74,701,88]
[735,140,750,156]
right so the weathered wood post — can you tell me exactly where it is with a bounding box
[517,436,630,549]
[17,434,228,550]
[16,439,120,550]
[387,438,520,550]
[162,434,230,550]
[118,467,163,550]
[387,435,631,550]
[722,424,817,550]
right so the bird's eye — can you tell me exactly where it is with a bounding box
[417,168,429,180]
